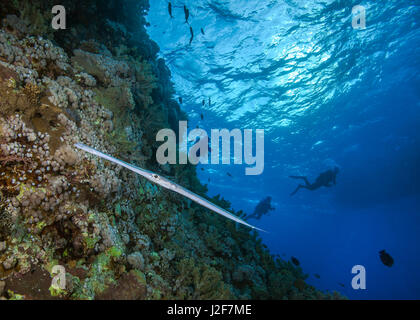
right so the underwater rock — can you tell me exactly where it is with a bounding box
[127,251,145,270]
[2,257,16,270]
[232,264,255,283]
[293,279,306,291]
[72,49,130,87]
[2,15,28,38]
[96,270,147,300]
[94,86,135,112]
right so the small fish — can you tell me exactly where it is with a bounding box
[179,97,183,104]
[338,283,345,288]
[168,2,173,18]
[201,167,204,171]
[379,250,394,267]
[184,5,190,24]
[227,172,232,177]
[189,26,194,45]
[291,257,300,266]
[202,99,205,106]
[314,274,321,279]
[201,28,205,35]
[208,97,211,106]
[200,113,204,120]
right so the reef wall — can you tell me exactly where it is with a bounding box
[0,0,344,300]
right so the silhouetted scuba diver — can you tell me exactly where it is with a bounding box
[247,196,275,220]
[289,167,339,196]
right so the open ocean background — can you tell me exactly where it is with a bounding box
[145,0,420,299]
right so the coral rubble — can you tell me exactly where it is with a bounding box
[0,1,345,300]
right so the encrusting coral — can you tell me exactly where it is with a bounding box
[0,1,346,300]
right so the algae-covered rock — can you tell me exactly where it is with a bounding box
[127,251,145,271]
[0,280,5,296]
[71,49,133,88]
[96,270,147,300]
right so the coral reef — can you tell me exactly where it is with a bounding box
[0,2,345,300]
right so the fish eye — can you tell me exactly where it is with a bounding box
[153,174,159,179]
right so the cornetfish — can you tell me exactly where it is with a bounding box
[74,143,266,232]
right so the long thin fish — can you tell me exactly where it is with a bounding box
[75,143,265,232]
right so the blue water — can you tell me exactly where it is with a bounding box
[145,0,420,299]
